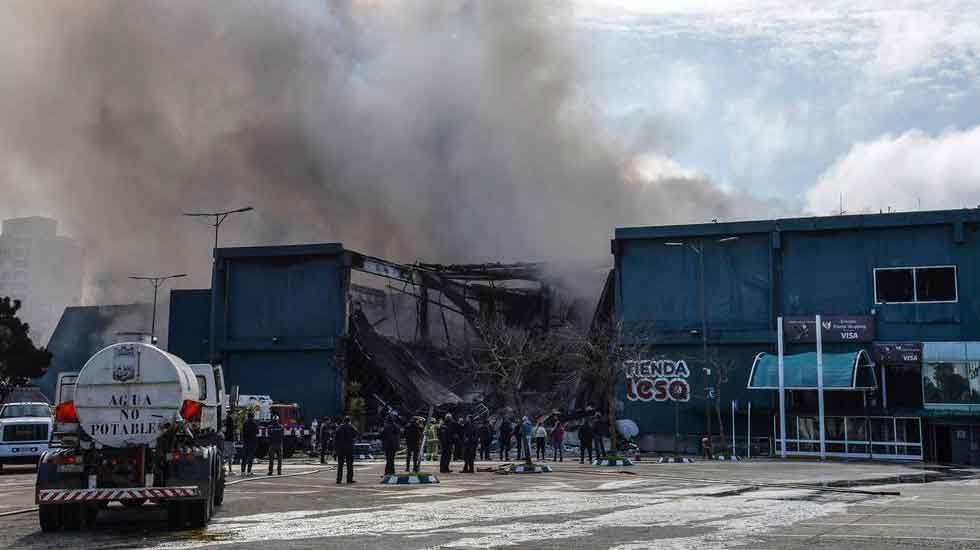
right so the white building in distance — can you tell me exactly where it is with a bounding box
[0,217,82,345]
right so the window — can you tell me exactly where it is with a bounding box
[196,375,208,400]
[916,267,957,301]
[0,404,51,418]
[923,361,980,405]
[874,266,957,304]
[58,375,77,404]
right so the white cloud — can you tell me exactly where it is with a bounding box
[805,125,980,215]
[576,1,980,83]
[661,62,708,115]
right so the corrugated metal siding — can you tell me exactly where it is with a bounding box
[225,351,344,421]
[209,245,350,422]
[167,289,211,364]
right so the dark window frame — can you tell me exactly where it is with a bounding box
[874,265,958,304]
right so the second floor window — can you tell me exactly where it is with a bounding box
[875,266,957,304]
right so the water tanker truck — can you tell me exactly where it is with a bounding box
[36,342,226,531]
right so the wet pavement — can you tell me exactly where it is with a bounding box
[1,458,979,549]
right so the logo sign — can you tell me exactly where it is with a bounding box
[112,344,138,382]
[873,342,922,365]
[624,359,691,403]
[783,316,875,343]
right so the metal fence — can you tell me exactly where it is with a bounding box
[773,415,923,460]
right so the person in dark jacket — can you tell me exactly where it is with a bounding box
[223,413,236,475]
[462,416,479,473]
[404,417,424,473]
[318,419,333,464]
[333,416,358,484]
[381,416,401,476]
[478,420,493,461]
[438,414,454,473]
[241,412,259,476]
[592,413,608,459]
[498,418,513,461]
[267,415,284,476]
[452,416,464,462]
[578,419,594,464]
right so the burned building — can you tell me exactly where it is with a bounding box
[166,243,599,422]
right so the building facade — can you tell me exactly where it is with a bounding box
[0,217,83,345]
[613,209,980,465]
[168,244,349,422]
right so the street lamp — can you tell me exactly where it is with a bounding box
[182,207,254,253]
[129,274,187,342]
[664,236,739,454]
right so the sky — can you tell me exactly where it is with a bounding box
[574,0,980,216]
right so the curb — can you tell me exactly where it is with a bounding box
[0,507,37,518]
[657,457,695,464]
[381,473,439,484]
[226,469,321,486]
[507,464,553,474]
[714,455,741,462]
[594,458,634,467]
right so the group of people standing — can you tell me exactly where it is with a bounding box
[437,413,494,474]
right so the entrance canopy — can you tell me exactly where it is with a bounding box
[748,350,877,390]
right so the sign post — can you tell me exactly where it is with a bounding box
[777,316,787,459]
[747,401,751,459]
[816,314,826,460]
[731,400,736,456]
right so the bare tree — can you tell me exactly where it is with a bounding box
[564,318,656,456]
[447,315,578,418]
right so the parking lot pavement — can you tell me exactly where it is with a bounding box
[1,458,978,550]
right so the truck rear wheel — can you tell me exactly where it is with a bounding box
[39,504,59,532]
[187,496,211,528]
[61,503,82,530]
[167,502,185,529]
[214,472,225,506]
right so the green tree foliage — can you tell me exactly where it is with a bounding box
[0,297,52,401]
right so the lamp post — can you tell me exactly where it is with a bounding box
[665,235,739,455]
[182,207,254,253]
[129,274,187,342]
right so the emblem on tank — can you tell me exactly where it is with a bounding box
[113,362,136,382]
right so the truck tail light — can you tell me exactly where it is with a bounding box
[55,401,79,424]
[180,400,202,422]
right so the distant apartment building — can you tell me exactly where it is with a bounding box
[0,217,83,345]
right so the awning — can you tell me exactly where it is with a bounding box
[748,350,877,390]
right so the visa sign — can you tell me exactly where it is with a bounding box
[783,316,875,343]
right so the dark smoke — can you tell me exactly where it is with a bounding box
[0,1,789,307]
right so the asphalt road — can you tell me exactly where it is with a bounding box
[1,458,979,549]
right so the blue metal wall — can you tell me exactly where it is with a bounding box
[210,244,350,421]
[613,210,980,440]
[167,289,211,364]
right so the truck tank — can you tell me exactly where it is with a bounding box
[74,342,200,448]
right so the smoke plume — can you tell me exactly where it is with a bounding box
[0,1,787,306]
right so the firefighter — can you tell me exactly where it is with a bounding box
[267,415,284,476]
[381,415,401,476]
[334,416,358,484]
[462,416,479,473]
[404,416,423,473]
[439,414,454,473]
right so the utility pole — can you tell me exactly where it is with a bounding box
[182,207,254,254]
[129,274,187,342]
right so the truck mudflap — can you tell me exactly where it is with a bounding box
[38,486,200,503]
